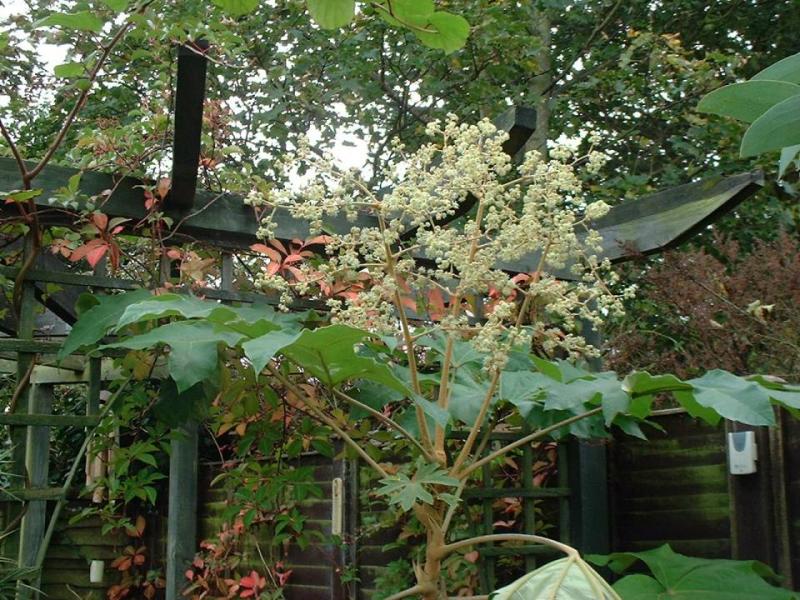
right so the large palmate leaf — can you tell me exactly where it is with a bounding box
[242,329,304,374]
[104,321,245,392]
[58,289,152,359]
[114,293,231,330]
[280,325,410,394]
[686,369,774,426]
[589,544,796,600]
[697,80,800,123]
[490,557,618,600]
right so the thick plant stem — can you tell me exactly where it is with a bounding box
[435,533,579,561]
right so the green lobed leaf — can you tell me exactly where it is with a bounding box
[58,289,152,360]
[448,374,492,424]
[592,544,797,599]
[212,0,259,17]
[242,329,303,374]
[114,294,232,330]
[281,324,410,393]
[741,94,800,157]
[104,321,245,392]
[414,11,470,54]
[35,11,104,32]
[687,369,775,426]
[307,0,355,29]
[752,51,800,84]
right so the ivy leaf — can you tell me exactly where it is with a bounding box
[741,94,800,157]
[212,0,259,17]
[58,289,152,359]
[104,321,245,392]
[307,0,355,29]
[697,81,800,124]
[35,11,104,32]
[414,12,470,54]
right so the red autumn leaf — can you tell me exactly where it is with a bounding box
[92,212,108,231]
[156,177,171,200]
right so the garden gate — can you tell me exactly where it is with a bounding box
[0,42,765,600]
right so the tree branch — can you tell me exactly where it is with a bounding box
[544,0,624,96]
[27,1,154,182]
[0,118,28,181]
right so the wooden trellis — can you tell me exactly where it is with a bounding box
[0,41,765,600]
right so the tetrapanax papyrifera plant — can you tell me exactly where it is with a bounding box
[65,114,800,599]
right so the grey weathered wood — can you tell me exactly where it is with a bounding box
[165,419,199,600]
[18,384,53,599]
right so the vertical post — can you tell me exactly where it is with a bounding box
[567,439,609,555]
[17,383,53,600]
[7,234,37,563]
[769,410,793,589]
[520,435,537,573]
[726,420,775,566]
[480,460,496,592]
[557,446,570,544]
[165,419,198,600]
[566,318,610,555]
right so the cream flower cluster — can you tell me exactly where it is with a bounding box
[255,116,633,367]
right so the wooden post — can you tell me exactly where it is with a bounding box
[567,439,610,555]
[726,420,776,567]
[165,419,199,600]
[520,434,537,573]
[17,383,53,600]
[7,233,37,566]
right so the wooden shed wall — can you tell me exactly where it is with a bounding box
[609,413,732,558]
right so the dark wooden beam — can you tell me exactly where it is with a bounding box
[169,41,209,210]
[0,163,764,278]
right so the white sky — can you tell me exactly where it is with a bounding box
[1,1,371,172]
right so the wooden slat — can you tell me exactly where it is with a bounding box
[0,414,100,427]
[462,487,570,499]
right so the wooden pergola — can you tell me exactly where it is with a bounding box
[0,43,764,600]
